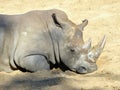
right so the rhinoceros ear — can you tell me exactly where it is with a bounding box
[52,13,63,29]
[78,19,88,31]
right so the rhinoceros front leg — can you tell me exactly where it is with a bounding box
[17,55,50,72]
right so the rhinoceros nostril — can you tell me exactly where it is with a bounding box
[80,66,86,70]
[77,66,87,74]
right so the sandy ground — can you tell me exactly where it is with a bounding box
[0,0,120,90]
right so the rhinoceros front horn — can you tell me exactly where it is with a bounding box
[88,35,106,62]
[96,35,106,53]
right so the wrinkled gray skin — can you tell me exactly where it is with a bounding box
[0,9,106,74]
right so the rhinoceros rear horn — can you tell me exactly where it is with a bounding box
[78,19,88,31]
[82,38,92,50]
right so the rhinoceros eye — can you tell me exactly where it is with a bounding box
[70,48,75,53]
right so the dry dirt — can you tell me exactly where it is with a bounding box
[0,0,120,90]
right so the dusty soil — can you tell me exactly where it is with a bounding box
[0,0,120,90]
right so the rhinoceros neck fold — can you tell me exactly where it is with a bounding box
[46,25,61,64]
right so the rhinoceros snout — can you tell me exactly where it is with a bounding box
[76,65,97,74]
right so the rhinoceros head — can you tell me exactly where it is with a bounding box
[52,13,106,74]
[69,35,106,74]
